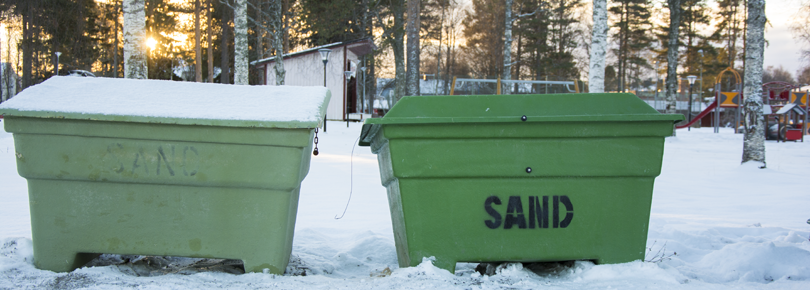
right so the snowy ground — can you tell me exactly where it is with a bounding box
[1,121,809,289]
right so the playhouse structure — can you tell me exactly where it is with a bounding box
[678,67,808,141]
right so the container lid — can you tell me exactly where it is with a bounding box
[365,93,683,125]
[0,76,330,128]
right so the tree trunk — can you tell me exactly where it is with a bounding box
[195,0,202,82]
[22,8,32,89]
[257,0,264,61]
[393,0,406,101]
[665,0,682,118]
[114,1,120,78]
[221,3,230,84]
[502,0,513,95]
[741,0,766,167]
[207,0,214,82]
[588,0,607,93]
[436,1,443,96]
[123,0,148,79]
[282,0,290,53]
[271,0,285,85]
[234,0,249,85]
[514,33,521,94]
[406,0,420,96]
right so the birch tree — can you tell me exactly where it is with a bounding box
[741,0,766,167]
[221,0,288,85]
[588,0,607,93]
[123,0,147,79]
[406,0,421,96]
[502,0,513,94]
[665,0,682,116]
[234,0,248,85]
[269,0,286,85]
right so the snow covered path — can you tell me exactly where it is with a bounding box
[1,122,809,289]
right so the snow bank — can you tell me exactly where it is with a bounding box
[1,125,809,289]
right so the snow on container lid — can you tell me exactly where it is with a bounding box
[365,93,683,125]
[0,76,331,129]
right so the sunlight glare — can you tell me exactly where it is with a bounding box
[146,37,157,50]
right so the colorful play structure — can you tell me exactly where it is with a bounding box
[675,68,808,142]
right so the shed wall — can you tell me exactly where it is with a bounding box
[264,47,359,121]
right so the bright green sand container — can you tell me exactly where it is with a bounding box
[0,77,330,273]
[359,93,683,272]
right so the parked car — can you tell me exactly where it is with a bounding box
[67,70,96,77]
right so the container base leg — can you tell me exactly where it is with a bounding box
[426,258,456,274]
[242,259,285,274]
[34,251,100,272]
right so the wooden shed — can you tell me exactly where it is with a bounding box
[252,38,376,122]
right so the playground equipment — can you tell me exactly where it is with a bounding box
[714,68,742,133]
[675,100,717,129]
[763,82,807,142]
[691,67,808,140]
[675,68,740,132]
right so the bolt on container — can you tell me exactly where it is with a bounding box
[0,77,330,273]
[358,93,683,272]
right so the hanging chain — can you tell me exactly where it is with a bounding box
[312,128,319,156]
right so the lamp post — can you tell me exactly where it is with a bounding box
[360,66,367,114]
[344,70,353,127]
[653,60,659,111]
[55,52,62,76]
[318,48,331,132]
[698,49,704,101]
[687,75,697,131]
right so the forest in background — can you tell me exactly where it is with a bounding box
[0,0,808,101]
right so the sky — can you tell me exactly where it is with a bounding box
[764,0,807,76]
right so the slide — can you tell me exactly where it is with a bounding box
[676,100,718,129]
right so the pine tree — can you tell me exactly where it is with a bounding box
[546,0,581,81]
[680,0,710,76]
[609,0,652,92]
[462,0,504,79]
[516,0,550,91]
[711,0,744,69]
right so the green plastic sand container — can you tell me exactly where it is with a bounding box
[0,77,330,273]
[359,93,683,272]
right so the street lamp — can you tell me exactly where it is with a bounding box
[318,48,331,132]
[698,49,704,101]
[54,52,62,76]
[360,66,367,114]
[687,75,698,131]
[653,60,659,111]
[344,70,353,128]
